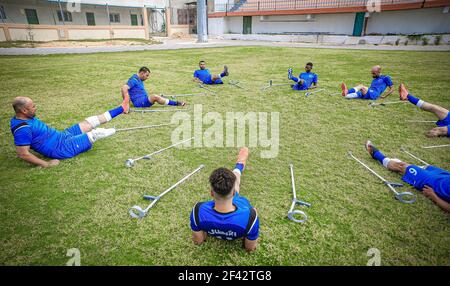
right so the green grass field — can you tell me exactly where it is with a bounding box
[0,46,449,266]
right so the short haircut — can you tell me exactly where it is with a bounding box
[139,66,150,73]
[12,97,30,113]
[199,60,206,65]
[209,168,236,198]
[306,62,313,67]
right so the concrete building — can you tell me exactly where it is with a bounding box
[208,0,450,36]
[0,0,169,41]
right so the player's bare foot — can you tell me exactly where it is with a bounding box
[122,95,130,114]
[341,83,348,97]
[365,140,376,158]
[236,147,249,168]
[399,83,409,101]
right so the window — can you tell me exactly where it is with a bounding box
[109,13,120,23]
[130,14,138,26]
[25,9,39,25]
[86,12,95,26]
[0,6,6,20]
[57,10,72,22]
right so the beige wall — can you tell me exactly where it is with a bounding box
[67,29,111,40]
[9,28,60,41]
[112,28,146,39]
[169,24,189,36]
[0,28,6,41]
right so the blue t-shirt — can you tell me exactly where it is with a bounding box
[190,194,259,241]
[299,72,318,88]
[402,165,450,203]
[369,75,393,96]
[10,117,60,158]
[292,72,318,90]
[127,74,148,102]
[194,69,212,83]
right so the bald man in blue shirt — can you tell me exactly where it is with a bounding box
[341,65,394,100]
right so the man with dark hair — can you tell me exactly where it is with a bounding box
[193,61,229,85]
[365,140,450,212]
[10,96,126,167]
[122,66,186,111]
[399,83,449,138]
[190,147,259,251]
[341,65,394,100]
[287,62,318,91]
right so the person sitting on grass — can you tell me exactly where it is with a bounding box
[190,147,259,251]
[287,62,318,91]
[341,65,394,100]
[365,140,450,213]
[122,66,186,110]
[193,61,229,85]
[10,96,125,168]
[399,83,449,138]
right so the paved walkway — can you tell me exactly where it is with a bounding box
[1,37,449,55]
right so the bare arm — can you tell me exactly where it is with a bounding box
[15,145,59,168]
[121,84,130,100]
[381,85,394,99]
[192,231,207,245]
[423,186,450,213]
[193,77,202,83]
[308,82,318,90]
[244,238,258,252]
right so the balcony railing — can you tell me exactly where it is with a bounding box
[212,0,434,13]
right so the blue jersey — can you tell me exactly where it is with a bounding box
[369,75,393,96]
[194,69,212,83]
[127,74,148,103]
[10,116,92,159]
[402,165,450,203]
[190,193,259,241]
[292,72,318,90]
[11,116,60,157]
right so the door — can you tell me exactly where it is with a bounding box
[86,12,95,26]
[352,12,365,36]
[243,16,252,34]
[131,14,138,26]
[25,9,39,25]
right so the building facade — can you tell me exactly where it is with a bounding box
[208,0,450,36]
[0,0,168,41]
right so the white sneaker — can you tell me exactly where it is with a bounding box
[90,128,116,142]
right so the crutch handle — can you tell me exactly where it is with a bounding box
[143,195,159,201]
[385,181,404,188]
[296,200,312,207]
[288,210,308,223]
[395,192,416,204]
[129,205,147,219]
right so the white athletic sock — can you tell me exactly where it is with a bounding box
[345,93,359,99]
[382,158,391,168]
[382,158,402,169]
[103,111,112,122]
[233,168,242,175]
[164,98,170,105]
[417,100,425,108]
[85,116,100,128]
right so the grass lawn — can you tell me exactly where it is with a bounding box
[0,46,449,266]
